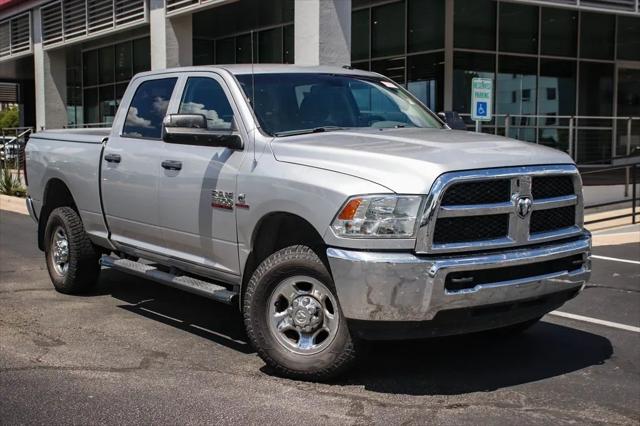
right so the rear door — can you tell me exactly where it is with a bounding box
[157,72,247,276]
[101,75,179,253]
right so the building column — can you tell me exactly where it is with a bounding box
[295,0,351,66]
[150,0,193,70]
[33,8,67,130]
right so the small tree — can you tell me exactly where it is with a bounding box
[0,106,19,129]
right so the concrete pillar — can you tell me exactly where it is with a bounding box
[33,8,67,130]
[295,0,351,66]
[150,0,193,70]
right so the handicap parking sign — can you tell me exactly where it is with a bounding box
[471,78,493,122]
[476,101,487,117]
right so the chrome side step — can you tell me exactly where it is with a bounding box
[100,255,237,305]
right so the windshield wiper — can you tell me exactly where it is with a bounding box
[274,126,344,137]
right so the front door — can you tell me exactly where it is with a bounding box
[101,75,179,253]
[157,73,247,276]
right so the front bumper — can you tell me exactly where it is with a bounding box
[327,233,591,333]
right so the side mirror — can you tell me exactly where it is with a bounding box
[162,114,243,150]
[438,111,467,131]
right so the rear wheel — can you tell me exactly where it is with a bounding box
[44,207,100,294]
[243,245,357,381]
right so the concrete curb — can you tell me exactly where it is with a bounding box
[0,194,28,215]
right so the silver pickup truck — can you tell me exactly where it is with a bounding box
[25,65,591,380]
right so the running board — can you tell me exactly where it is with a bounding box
[100,255,237,304]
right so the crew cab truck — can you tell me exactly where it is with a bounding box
[25,65,591,380]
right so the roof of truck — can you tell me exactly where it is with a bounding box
[134,64,379,78]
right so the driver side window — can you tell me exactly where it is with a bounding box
[178,77,234,130]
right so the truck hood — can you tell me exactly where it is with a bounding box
[271,128,574,194]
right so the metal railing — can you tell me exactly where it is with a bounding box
[582,158,639,226]
[1,127,32,184]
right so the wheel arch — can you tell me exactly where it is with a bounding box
[240,211,329,307]
[38,178,78,250]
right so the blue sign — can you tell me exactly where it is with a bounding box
[476,101,488,117]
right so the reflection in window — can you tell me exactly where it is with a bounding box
[578,61,614,126]
[539,59,576,122]
[259,27,283,63]
[498,55,537,141]
[407,51,444,112]
[452,52,495,116]
[123,78,177,139]
[351,9,370,61]
[499,2,538,54]
[179,77,234,130]
[371,57,406,84]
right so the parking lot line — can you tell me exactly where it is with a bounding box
[550,311,640,333]
[591,255,640,266]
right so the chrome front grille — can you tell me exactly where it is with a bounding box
[415,165,584,254]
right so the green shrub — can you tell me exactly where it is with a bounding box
[0,107,19,129]
[0,167,25,197]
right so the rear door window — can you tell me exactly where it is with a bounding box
[123,78,177,139]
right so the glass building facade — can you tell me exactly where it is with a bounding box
[350,0,640,164]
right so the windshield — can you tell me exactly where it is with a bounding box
[236,73,443,136]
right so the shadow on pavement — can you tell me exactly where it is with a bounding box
[93,269,613,395]
[344,321,613,395]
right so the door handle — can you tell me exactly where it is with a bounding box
[161,160,182,171]
[104,153,121,163]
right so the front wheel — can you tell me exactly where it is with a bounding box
[243,245,357,381]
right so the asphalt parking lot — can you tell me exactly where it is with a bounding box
[1,208,638,425]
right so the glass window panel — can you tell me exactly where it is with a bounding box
[352,60,370,71]
[193,39,214,65]
[115,83,128,108]
[284,24,294,63]
[454,0,496,51]
[538,128,570,153]
[83,50,98,87]
[123,78,177,139]
[580,12,614,60]
[371,57,406,84]
[99,86,116,125]
[236,33,257,64]
[132,38,151,74]
[259,27,283,63]
[83,87,99,124]
[371,1,405,58]
[351,9,369,61]
[115,42,132,81]
[617,16,640,61]
[216,37,235,64]
[179,77,234,130]
[407,51,444,112]
[452,52,495,115]
[99,46,115,85]
[499,2,538,54]
[578,61,614,125]
[408,0,444,53]
[497,55,537,121]
[541,7,577,57]
[539,59,576,125]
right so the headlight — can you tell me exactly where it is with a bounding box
[331,195,424,238]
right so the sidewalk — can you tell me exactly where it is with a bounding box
[0,194,27,215]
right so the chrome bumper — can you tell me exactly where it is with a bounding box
[327,233,591,322]
[25,196,38,223]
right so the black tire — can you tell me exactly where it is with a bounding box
[243,245,357,381]
[44,206,100,294]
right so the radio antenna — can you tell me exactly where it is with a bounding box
[250,30,256,166]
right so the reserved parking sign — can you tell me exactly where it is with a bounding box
[471,78,493,122]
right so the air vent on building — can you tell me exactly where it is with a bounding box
[0,83,18,103]
[581,0,637,11]
[166,0,227,16]
[41,0,147,48]
[0,13,32,60]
